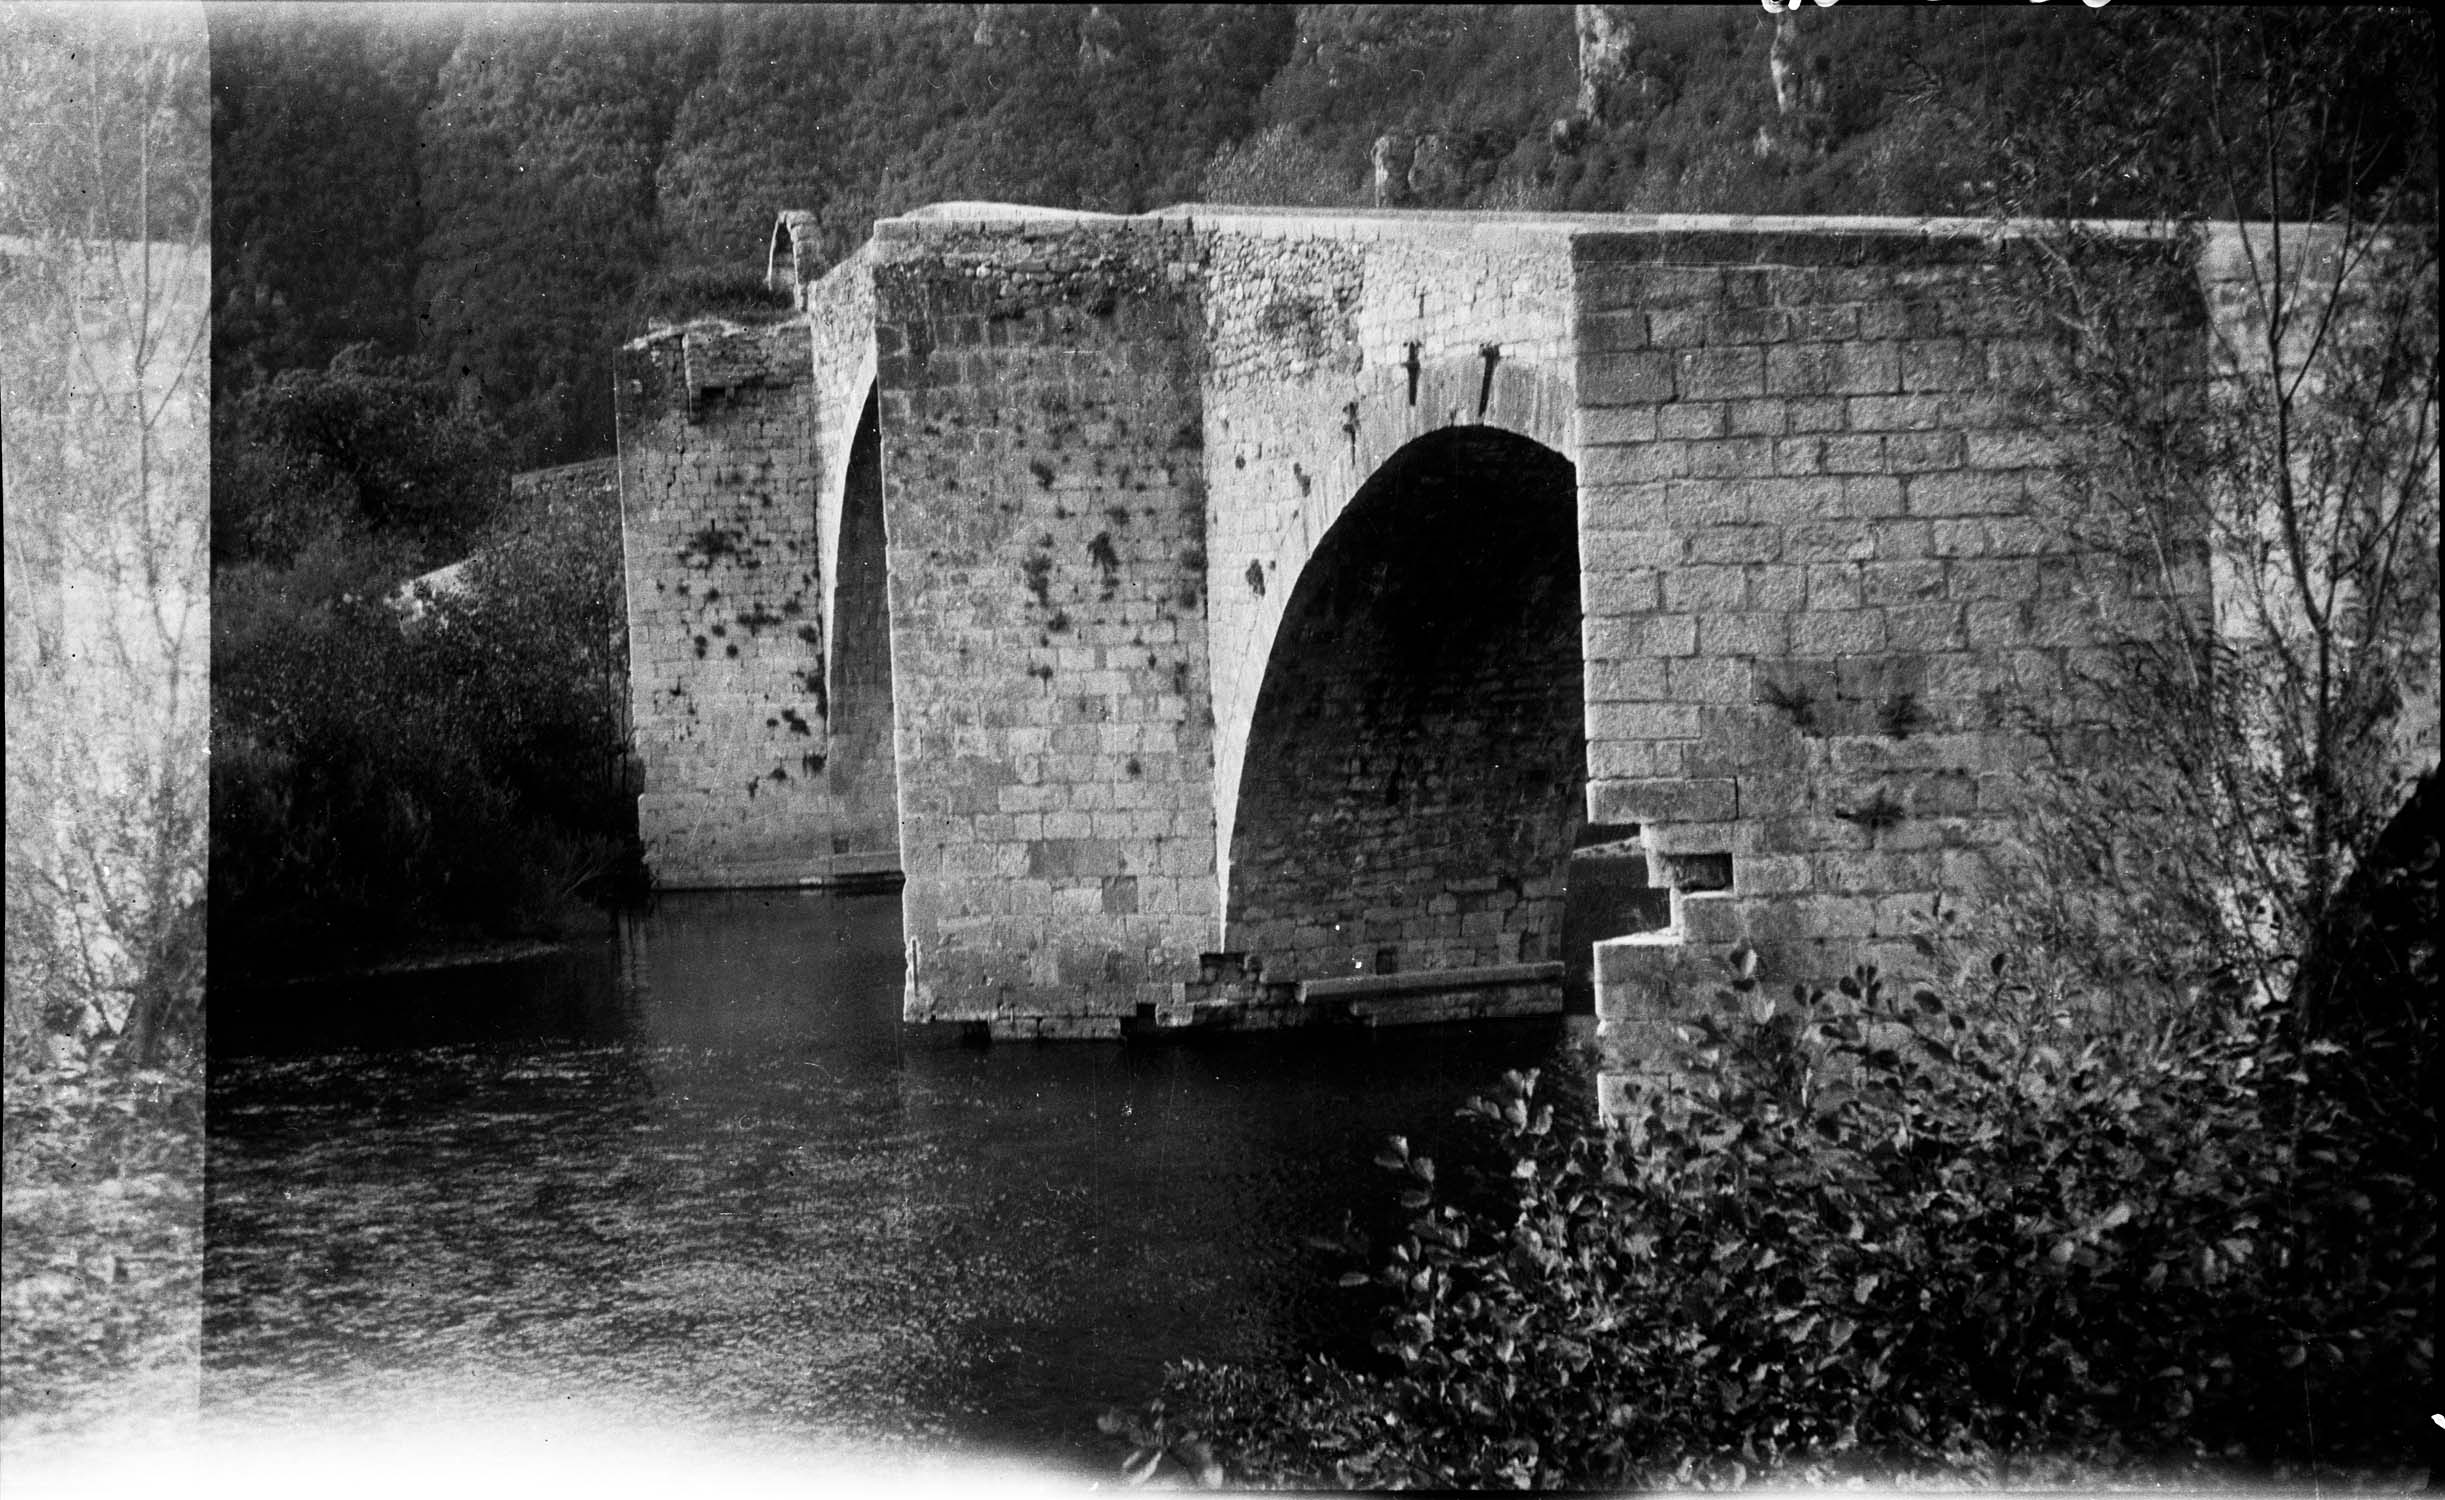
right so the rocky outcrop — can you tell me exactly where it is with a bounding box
[1760,8,1831,160]
[1406,132,1462,202]
[1574,5,1639,129]
[1077,5,1122,68]
[1371,131,1414,208]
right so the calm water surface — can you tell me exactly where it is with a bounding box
[206,891,1576,1475]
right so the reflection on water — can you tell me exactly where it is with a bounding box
[207,892,1575,1473]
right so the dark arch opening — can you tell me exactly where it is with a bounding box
[827,385,898,861]
[1227,428,1585,982]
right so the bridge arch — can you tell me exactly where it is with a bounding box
[1220,424,1586,982]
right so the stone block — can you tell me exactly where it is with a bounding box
[1580,351,1676,404]
[1862,559,1950,604]
[1905,471,2022,517]
[1581,527,1686,578]
[1768,341,1900,397]
[1589,701,1704,741]
[1581,406,1660,444]
[1677,347,1767,401]
[1697,611,1789,657]
[1641,613,1699,657]
[1725,399,1788,436]
[1841,476,1907,518]
[1846,394,1948,431]
[1789,610,1888,655]
[1661,565,1748,613]
[1965,428,2055,469]
[1586,656,1670,702]
[1685,437,1777,480]
[1586,739,1689,781]
[1583,442,1690,485]
[1783,522,1876,565]
[1589,777,1738,825]
[1804,562,1865,610]
[1658,402,1728,440]
[1964,600,2026,647]
[1746,564,1806,612]
[1736,853,1813,896]
[1666,655,1751,704]
[1679,893,1746,944]
[1581,482,1674,531]
[1898,338,1980,392]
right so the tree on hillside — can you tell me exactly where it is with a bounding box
[208,5,452,399]
[416,5,713,467]
[213,347,508,571]
[3,7,212,1073]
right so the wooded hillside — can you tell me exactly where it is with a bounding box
[210,3,2225,470]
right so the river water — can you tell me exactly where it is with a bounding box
[205,891,1579,1480]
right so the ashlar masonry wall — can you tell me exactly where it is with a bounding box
[871,215,1218,1034]
[616,317,840,886]
[1567,223,2185,1061]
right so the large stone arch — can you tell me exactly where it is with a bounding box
[1220,423,1586,984]
[1206,365,1577,909]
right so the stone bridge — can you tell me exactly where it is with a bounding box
[614,203,2229,1055]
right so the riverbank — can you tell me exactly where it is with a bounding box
[221,900,626,993]
[255,935,600,989]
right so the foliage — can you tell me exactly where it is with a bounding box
[207,5,446,397]
[415,6,716,469]
[2,11,208,1469]
[1115,951,2434,1488]
[213,346,510,569]
[4,8,209,1077]
[0,5,210,241]
[1965,10,2441,1029]
[211,458,638,981]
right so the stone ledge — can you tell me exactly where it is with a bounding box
[650,852,904,892]
[1300,961,1563,1002]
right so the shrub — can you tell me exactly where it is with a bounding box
[1115,952,2434,1488]
[211,470,638,977]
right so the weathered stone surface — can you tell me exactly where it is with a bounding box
[618,205,2251,1052]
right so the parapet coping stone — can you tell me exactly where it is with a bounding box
[850,203,2327,275]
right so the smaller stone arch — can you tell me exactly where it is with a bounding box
[768,210,820,304]
[823,382,899,869]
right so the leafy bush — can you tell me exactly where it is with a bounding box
[1114,953,2434,1488]
[211,354,639,979]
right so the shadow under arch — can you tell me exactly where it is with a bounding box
[1223,426,1585,983]
[826,383,899,864]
